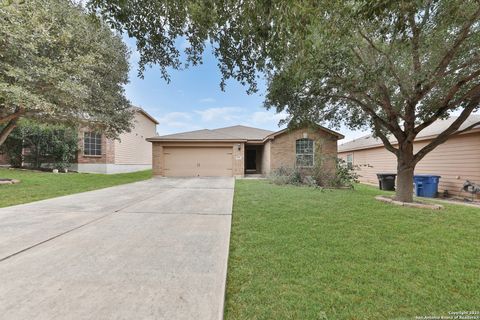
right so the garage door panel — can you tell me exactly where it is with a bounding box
[163,147,233,177]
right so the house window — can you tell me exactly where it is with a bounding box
[84,132,102,156]
[346,154,353,169]
[296,138,314,167]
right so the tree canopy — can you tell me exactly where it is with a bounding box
[0,0,133,146]
[90,0,480,201]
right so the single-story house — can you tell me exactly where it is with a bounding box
[75,107,158,174]
[147,124,344,177]
[338,115,480,199]
[0,107,159,174]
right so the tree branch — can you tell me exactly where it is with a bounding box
[0,118,18,146]
[415,82,480,133]
[408,11,421,77]
[418,5,480,98]
[413,96,480,163]
[357,29,411,102]
[0,107,25,125]
[372,120,398,155]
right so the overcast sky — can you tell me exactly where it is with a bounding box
[122,37,377,144]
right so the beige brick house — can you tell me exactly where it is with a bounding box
[73,107,158,174]
[147,124,344,177]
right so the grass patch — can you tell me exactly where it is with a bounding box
[225,180,480,319]
[0,168,151,208]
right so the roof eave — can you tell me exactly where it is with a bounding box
[146,138,247,143]
[338,126,480,153]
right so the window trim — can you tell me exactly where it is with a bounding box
[346,153,353,169]
[83,131,102,157]
[295,138,315,168]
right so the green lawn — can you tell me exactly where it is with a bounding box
[225,180,480,319]
[0,168,152,208]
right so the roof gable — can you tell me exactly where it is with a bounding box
[266,125,344,140]
[131,106,159,124]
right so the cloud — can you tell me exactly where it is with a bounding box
[198,97,216,103]
[195,107,244,122]
[250,110,288,126]
[157,112,193,128]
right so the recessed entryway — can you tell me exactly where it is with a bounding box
[245,145,263,174]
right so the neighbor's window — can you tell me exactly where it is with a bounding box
[83,132,102,156]
[346,154,353,169]
[296,138,314,167]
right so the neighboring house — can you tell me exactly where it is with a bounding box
[147,124,344,177]
[74,107,158,174]
[338,116,480,198]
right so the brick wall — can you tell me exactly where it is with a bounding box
[77,129,115,165]
[233,142,245,177]
[269,127,338,173]
[152,142,163,175]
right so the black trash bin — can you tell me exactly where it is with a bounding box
[376,173,397,191]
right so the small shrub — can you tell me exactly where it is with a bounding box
[314,158,359,188]
[268,166,310,186]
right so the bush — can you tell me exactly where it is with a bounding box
[0,121,78,170]
[314,158,359,188]
[269,167,309,186]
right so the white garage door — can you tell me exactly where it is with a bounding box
[163,147,233,177]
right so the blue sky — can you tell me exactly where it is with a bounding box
[123,37,369,142]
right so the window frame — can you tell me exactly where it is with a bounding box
[83,131,102,157]
[346,154,353,169]
[295,138,315,168]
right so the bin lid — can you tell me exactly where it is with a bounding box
[414,174,441,178]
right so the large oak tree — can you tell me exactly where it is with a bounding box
[0,0,133,147]
[90,0,480,202]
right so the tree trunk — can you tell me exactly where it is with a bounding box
[396,165,415,202]
[395,143,416,202]
[0,119,18,147]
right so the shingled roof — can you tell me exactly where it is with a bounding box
[338,115,480,153]
[147,125,274,142]
[147,124,344,142]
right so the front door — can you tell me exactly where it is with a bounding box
[246,149,256,171]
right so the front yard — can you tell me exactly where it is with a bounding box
[0,168,151,208]
[225,180,480,319]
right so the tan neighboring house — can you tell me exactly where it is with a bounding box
[74,107,158,174]
[147,124,344,177]
[338,116,480,198]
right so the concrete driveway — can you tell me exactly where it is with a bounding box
[0,177,234,320]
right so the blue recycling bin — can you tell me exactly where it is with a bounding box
[413,175,441,198]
